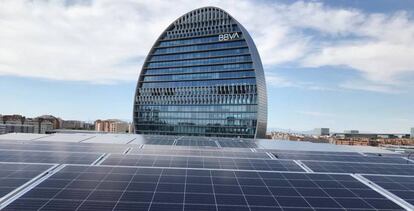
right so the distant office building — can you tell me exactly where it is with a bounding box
[344,130,359,134]
[411,127,414,138]
[0,124,35,133]
[133,7,267,138]
[95,119,130,133]
[314,128,330,136]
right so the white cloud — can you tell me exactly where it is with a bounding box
[339,80,402,94]
[0,0,414,86]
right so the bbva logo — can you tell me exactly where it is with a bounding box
[218,32,240,41]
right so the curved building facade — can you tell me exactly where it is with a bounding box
[133,7,267,138]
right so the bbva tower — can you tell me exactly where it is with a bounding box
[133,7,267,139]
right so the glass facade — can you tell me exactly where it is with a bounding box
[133,7,267,138]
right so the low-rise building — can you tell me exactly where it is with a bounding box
[0,124,35,133]
[95,119,130,133]
[62,120,84,130]
[25,119,53,134]
[0,124,6,134]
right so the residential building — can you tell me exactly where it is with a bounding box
[133,7,267,138]
[0,124,6,134]
[0,124,35,133]
[95,119,129,133]
[62,120,85,130]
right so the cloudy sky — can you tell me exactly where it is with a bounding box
[1,0,414,133]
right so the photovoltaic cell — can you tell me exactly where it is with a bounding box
[303,161,414,175]
[363,175,414,206]
[0,163,52,198]
[272,153,408,164]
[3,165,403,211]
[102,154,304,172]
[0,150,102,165]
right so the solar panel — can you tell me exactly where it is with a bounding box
[272,153,408,164]
[34,133,96,143]
[363,175,414,206]
[0,133,412,210]
[261,149,361,156]
[102,154,304,172]
[302,161,414,175]
[0,149,103,165]
[2,165,404,211]
[129,148,269,159]
[218,139,257,148]
[364,152,408,157]
[0,133,50,141]
[82,134,136,144]
[0,142,128,154]
[0,163,53,199]
[175,138,218,147]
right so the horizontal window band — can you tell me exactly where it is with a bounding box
[151,45,249,56]
[144,61,253,70]
[140,76,256,83]
[142,68,255,76]
[147,53,251,64]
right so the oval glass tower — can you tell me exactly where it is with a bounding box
[133,7,267,138]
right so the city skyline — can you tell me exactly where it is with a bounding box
[1,0,414,133]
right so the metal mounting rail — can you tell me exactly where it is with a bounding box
[123,147,132,155]
[266,152,277,160]
[91,153,110,166]
[215,140,222,148]
[402,157,414,164]
[352,174,414,211]
[79,135,96,143]
[0,164,65,210]
[293,160,314,173]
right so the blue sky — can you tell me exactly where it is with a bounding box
[1,0,414,133]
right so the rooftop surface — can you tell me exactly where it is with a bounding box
[0,133,412,210]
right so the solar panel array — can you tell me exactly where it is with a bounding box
[0,133,412,210]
